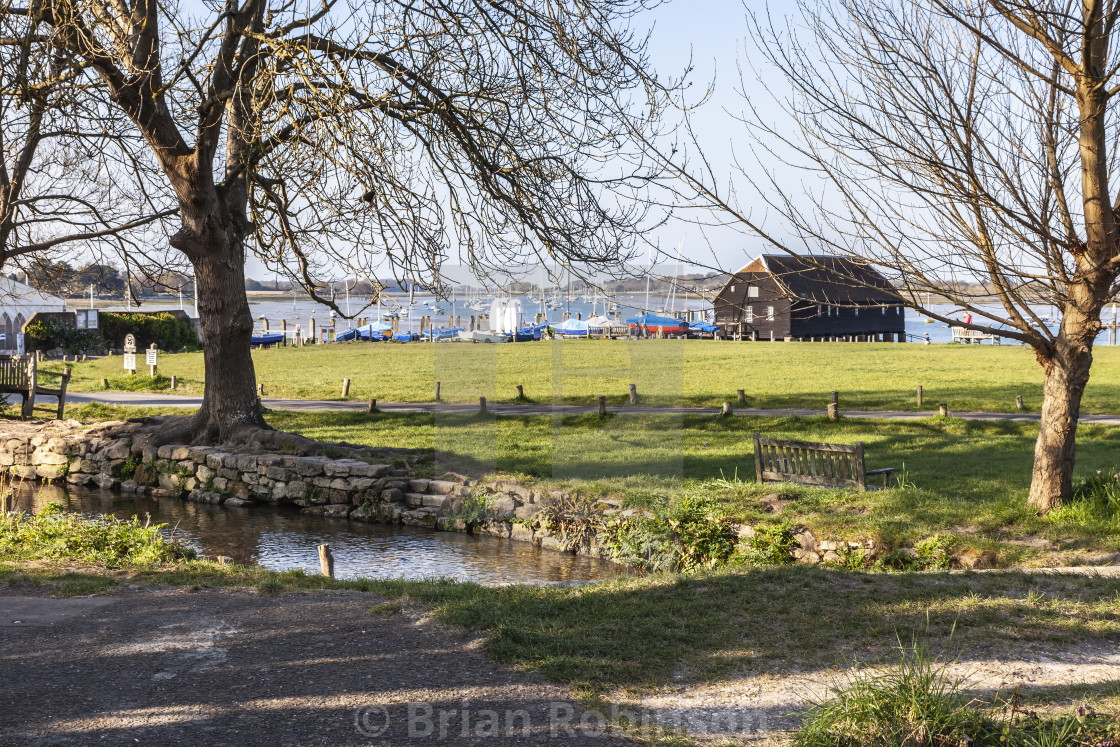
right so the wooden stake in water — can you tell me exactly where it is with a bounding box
[317,544,334,578]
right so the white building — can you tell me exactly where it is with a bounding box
[0,276,66,351]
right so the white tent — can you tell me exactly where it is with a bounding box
[0,277,66,352]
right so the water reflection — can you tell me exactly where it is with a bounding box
[11,483,627,585]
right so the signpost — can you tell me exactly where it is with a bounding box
[146,345,158,377]
[123,334,136,375]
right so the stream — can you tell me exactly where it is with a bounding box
[11,483,629,585]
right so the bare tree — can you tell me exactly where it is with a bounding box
[656,0,1120,511]
[14,0,675,444]
[0,3,170,291]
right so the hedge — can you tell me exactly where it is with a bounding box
[98,312,200,353]
[25,312,199,354]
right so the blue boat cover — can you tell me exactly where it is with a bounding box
[624,313,686,329]
[553,318,589,336]
[251,333,286,345]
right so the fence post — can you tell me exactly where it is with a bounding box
[939,403,948,417]
[317,544,334,578]
[479,396,487,415]
[598,395,607,416]
[916,385,923,407]
[341,378,351,397]
[628,383,638,405]
[737,389,746,405]
[435,381,441,402]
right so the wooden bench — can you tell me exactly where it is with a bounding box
[753,433,898,490]
[0,356,72,420]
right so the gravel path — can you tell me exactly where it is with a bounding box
[0,587,639,746]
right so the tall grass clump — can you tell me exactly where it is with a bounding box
[794,633,995,746]
[0,501,196,567]
[1049,469,1120,533]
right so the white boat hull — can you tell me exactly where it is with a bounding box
[457,330,511,343]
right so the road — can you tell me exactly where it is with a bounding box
[65,390,1120,425]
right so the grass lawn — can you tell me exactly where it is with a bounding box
[50,339,1120,413]
[64,403,1120,564]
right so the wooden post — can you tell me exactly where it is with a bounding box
[939,403,948,417]
[830,391,839,409]
[434,381,441,401]
[367,398,377,413]
[916,385,923,407]
[1015,395,1024,411]
[628,383,638,405]
[317,544,335,578]
[479,396,487,415]
[171,375,177,390]
[148,343,158,377]
[516,384,524,400]
[827,403,838,421]
[100,378,109,390]
[737,389,746,405]
[257,383,264,396]
[598,395,607,416]
[81,354,86,362]
[721,401,732,417]
[341,378,351,397]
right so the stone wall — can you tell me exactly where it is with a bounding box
[0,420,996,570]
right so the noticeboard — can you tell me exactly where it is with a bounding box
[123,353,136,370]
[146,349,158,366]
[123,333,137,353]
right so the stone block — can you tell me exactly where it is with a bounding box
[404,492,426,507]
[264,465,292,482]
[323,461,351,478]
[329,478,350,492]
[206,453,227,470]
[381,487,403,503]
[408,479,430,493]
[94,474,118,489]
[510,523,535,544]
[489,496,517,521]
[156,445,175,459]
[195,464,215,483]
[223,497,253,508]
[513,504,540,521]
[170,446,191,460]
[426,480,460,495]
[422,494,449,510]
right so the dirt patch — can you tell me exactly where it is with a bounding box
[0,586,638,746]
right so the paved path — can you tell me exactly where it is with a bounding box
[66,391,1120,425]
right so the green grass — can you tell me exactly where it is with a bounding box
[56,403,1120,563]
[47,339,1120,413]
[0,502,197,567]
[793,631,1119,746]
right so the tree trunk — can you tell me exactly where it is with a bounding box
[186,241,266,443]
[1027,336,1094,512]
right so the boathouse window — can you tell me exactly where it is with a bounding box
[745,306,753,323]
[748,286,759,298]
[766,306,774,321]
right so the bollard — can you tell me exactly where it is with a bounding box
[479,396,487,415]
[917,385,923,407]
[516,384,524,400]
[1015,395,1024,411]
[939,403,948,417]
[100,378,109,390]
[367,398,377,413]
[598,395,607,416]
[258,383,264,396]
[737,389,746,405]
[628,383,638,405]
[317,543,335,578]
[830,391,839,407]
[827,403,838,421]
[341,378,351,397]
[722,401,733,417]
[435,381,441,402]
[171,375,177,390]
